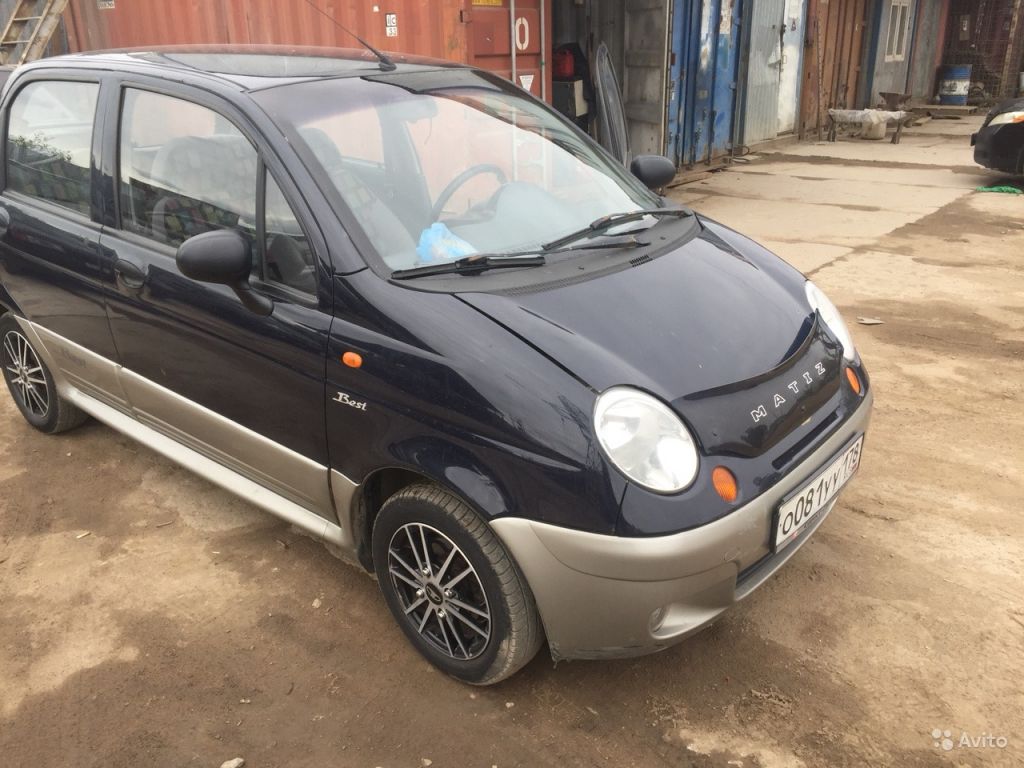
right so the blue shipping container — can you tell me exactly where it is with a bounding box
[667,0,743,167]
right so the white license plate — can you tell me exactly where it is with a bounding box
[774,435,864,550]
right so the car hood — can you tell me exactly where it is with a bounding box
[458,218,843,456]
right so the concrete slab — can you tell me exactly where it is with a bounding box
[728,160,993,189]
[760,136,975,167]
[684,170,967,214]
[679,195,923,248]
[906,116,986,137]
[755,240,853,274]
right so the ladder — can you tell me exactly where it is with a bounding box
[0,0,71,66]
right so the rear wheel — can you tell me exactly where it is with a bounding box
[0,314,88,434]
[372,483,543,684]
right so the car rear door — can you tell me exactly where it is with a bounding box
[97,80,336,519]
[0,73,126,408]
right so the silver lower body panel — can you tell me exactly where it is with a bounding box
[14,317,361,561]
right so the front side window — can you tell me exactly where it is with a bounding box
[259,172,316,295]
[257,75,659,273]
[119,89,257,247]
[6,80,99,215]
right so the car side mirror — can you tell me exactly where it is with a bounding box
[630,154,676,191]
[176,230,273,316]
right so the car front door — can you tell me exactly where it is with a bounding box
[0,75,126,408]
[98,82,336,519]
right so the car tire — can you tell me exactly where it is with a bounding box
[0,314,88,434]
[372,483,544,685]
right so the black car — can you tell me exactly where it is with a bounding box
[972,97,1024,174]
[0,46,872,684]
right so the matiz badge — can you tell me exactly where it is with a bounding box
[333,391,367,410]
[750,361,827,423]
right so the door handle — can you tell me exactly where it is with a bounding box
[0,207,9,238]
[114,259,148,289]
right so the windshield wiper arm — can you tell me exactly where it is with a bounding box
[543,208,693,251]
[391,254,547,280]
[390,236,648,280]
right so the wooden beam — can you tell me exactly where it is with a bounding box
[999,0,1024,98]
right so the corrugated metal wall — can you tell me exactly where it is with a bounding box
[463,0,551,101]
[63,0,470,63]
[670,0,742,166]
[743,0,787,144]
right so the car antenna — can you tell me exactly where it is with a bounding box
[297,0,397,72]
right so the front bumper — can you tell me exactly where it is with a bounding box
[492,391,873,661]
[972,123,1024,174]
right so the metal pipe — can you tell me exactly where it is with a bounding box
[732,0,752,154]
[510,0,518,84]
[540,0,547,100]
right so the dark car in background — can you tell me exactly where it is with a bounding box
[972,98,1024,175]
[0,47,872,684]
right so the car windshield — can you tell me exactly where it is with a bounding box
[255,70,660,272]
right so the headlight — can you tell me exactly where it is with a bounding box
[806,281,856,362]
[593,387,699,493]
[989,111,1024,126]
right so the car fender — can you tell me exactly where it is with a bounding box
[0,282,23,316]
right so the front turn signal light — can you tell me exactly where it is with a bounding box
[845,366,862,395]
[712,466,738,503]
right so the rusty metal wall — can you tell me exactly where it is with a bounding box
[799,0,869,138]
[63,0,471,63]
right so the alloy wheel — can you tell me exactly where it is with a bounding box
[387,522,491,661]
[3,330,49,418]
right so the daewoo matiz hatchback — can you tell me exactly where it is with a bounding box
[0,47,872,684]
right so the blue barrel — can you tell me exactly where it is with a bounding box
[938,64,972,105]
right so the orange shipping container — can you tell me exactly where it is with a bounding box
[62,0,551,101]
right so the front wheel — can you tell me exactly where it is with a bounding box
[372,484,543,684]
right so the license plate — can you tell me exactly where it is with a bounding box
[774,435,864,551]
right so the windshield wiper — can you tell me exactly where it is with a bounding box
[543,208,693,251]
[391,254,547,280]
[390,236,647,280]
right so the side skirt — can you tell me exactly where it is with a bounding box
[67,383,357,552]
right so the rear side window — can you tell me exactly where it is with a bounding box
[118,88,257,247]
[6,80,99,215]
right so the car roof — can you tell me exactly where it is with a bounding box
[18,44,465,91]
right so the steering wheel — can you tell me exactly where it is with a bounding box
[431,163,509,222]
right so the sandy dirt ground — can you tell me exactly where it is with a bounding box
[1,117,1022,768]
